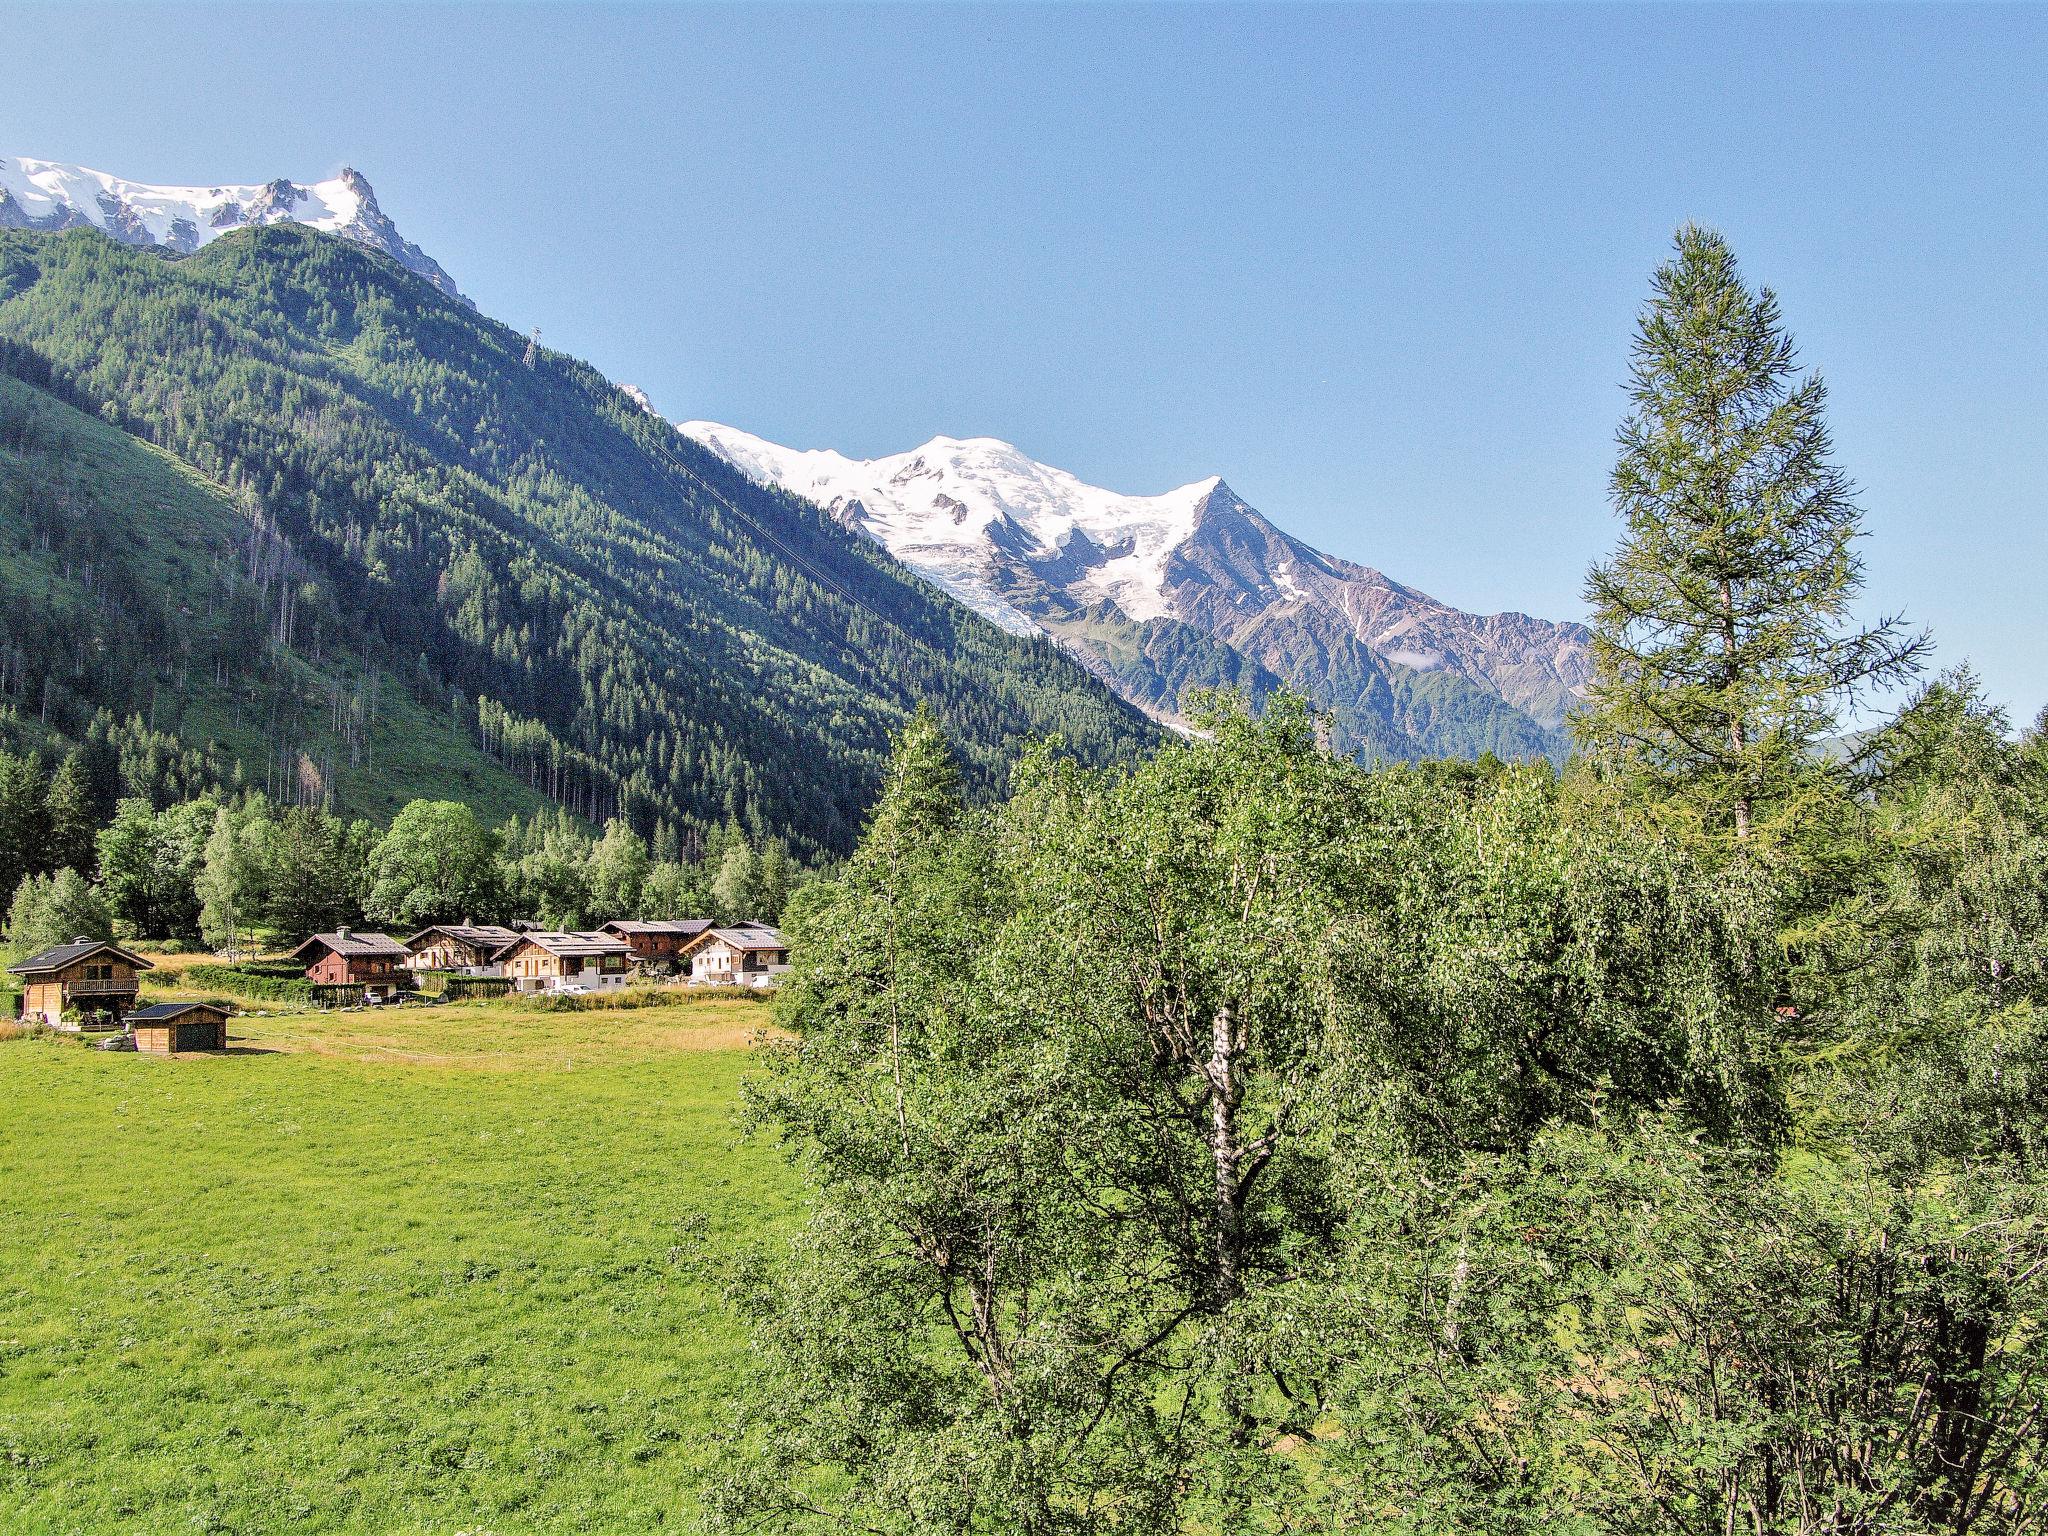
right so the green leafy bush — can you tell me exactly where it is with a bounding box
[184,963,315,1004]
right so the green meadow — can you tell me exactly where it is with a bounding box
[0,991,791,1534]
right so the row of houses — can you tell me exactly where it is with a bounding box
[293,918,790,1002]
[8,919,790,1033]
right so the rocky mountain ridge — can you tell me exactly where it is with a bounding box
[0,156,464,301]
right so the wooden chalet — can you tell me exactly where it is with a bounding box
[402,923,522,977]
[7,938,154,1029]
[680,924,790,989]
[499,931,636,994]
[599,919,712,973]
[128,1000,229,1054]
[291,928,415,1002]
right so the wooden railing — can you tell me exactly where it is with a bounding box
[66,979,140,999]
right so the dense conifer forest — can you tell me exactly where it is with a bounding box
[0,225,1155,857]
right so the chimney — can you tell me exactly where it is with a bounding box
[337,925,353,941]
[72,935,89,945]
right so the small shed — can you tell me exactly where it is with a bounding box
[127,1001,229,1055]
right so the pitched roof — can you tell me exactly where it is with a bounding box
[507,930,634,959]
[601,919,713,938]
[689,924,788,954]
[7,938,154,976]
[128,1001,227,1022]
[290,930,409,961]
[401,924,522,950]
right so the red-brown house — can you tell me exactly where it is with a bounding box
[290,928,415,1002]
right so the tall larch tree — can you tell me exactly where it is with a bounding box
[1577,224,1926,845]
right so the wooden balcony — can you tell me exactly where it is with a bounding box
[64,979,140,1000]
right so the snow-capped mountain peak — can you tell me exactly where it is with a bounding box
[680,420,1591,757]
[0,155,463,301]
[679,422,1219,629]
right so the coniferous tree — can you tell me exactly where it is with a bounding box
[44,753,97,878]
[755,838,796,923]
[640,859,706,920]
[1577,226,1926,845]
[262,806,363,937]
[0,750,48,901]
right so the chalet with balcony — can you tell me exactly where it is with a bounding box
[499,931,636,994]
[291,928,415,1003]
[680,924,790,989]
[8,938,153,1029]
[599,919,712,974]
[401,923,522,977]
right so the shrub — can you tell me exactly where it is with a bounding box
[444,976,512,1001]
[533,985,769,1013]
[184,963,316,1004]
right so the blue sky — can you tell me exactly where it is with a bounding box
[9,4,2045,719]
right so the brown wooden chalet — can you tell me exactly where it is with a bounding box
[499,931,635,994]
[599,919,712,971]
[402,923,522,976]
[291,928,415,1002]
[128,1000,229,1055]
[8,938,153,1028]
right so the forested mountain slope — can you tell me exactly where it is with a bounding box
[0,372,548,823]
[0,225,1155,852]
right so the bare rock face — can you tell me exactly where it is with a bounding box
[679,422,1592,761]
[1165,481,1588,729]
[0,156,466,304]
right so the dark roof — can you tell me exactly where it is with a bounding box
[602,919,713,938]
[128,1001,227,1023]
[401,924,522,950]
[508,930,635,959]
[290,930,409,961]
[7,939,154,977]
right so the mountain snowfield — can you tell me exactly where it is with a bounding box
[0,156,464,301]
[678,424,1218,635]
[679,422,1592,758]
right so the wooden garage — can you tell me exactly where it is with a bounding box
[126,1001,229,1055]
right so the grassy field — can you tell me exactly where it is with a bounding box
[0,985,792,1534]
